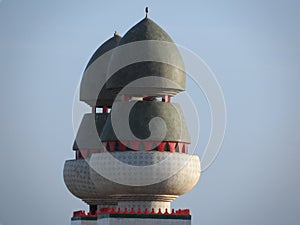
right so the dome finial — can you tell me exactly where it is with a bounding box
[114,31,120,37]
[145,7,149,18]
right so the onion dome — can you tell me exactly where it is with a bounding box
[106,17,186,96]
[100,101,190,145]
[80,32,122,107]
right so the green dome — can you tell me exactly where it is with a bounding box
[106,18,186,96]
[85,33,121,70]
[119,17,173,44]
[80,33,121,107]
[100,101,190,143]
[73,113,108,150]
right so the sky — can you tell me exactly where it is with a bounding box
[0,0,299,225]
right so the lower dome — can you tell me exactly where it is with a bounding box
[63,152,200,207]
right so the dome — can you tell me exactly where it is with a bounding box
[73,113,108,151]
[106,18,186,96]
[63,152,200,207]
[100,101,190,143]
[80,33,122,107]
[119,17,173,43]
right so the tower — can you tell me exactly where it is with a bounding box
[63,9,201,225]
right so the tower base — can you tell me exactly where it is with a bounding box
[71,209,191,225]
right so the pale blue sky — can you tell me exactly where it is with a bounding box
[0,1,299,225]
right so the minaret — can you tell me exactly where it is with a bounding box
[64,8,200,225]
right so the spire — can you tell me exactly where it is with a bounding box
[145,7,149,18]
